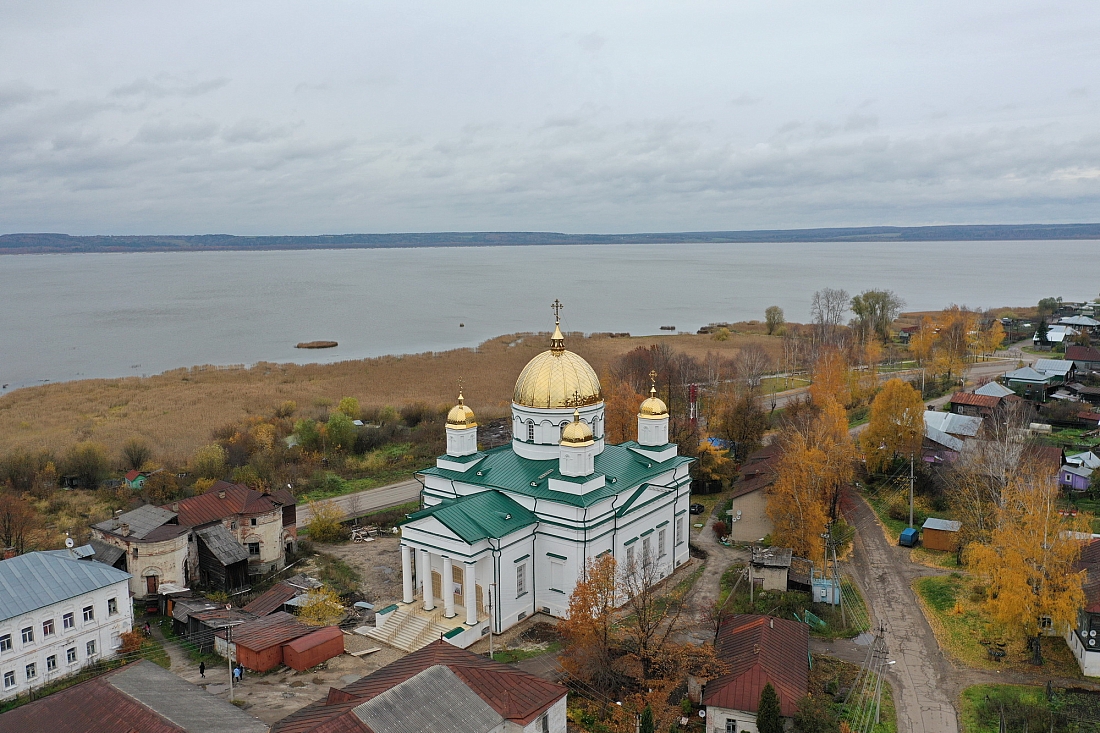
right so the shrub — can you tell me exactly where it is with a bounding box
[306,501,348,543]
[190,444,228,480]
[712,520,729,538]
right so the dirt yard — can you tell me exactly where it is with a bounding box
[309,535,404,608]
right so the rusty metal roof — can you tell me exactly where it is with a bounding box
[167,481,280,527]
[703,614,809,717]
[217,611,312,651]
[243,582,302,616]
[950,391,1001,409]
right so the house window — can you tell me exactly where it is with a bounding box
[82,605,94,622]
[250,517,257,526]
[21,627,33,644]
[133,547,139,558]
[63,613,74,630]
[550,560,565,592]
[538,712,549,733]
[517,563,527,597]
[108,598,118,616]
[86,640,96,657]
[725,720,738,733]
[66,647,77,664]
[43,619,54,637]
[231,521,238,530]
[3,671,14,689]
[248,542,260,556]
[1040,615,1053,630]
[0,635,10,652]
[25,663,36,680]
[658,529,667,557]
[46,655,57,672]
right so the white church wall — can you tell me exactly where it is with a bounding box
[494,532,538,633]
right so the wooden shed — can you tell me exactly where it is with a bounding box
[217,611,313,672]
[282,626,344,671]
[921,518,962,552]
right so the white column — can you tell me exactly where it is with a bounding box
[443,556,456,618]
[464,562,477,625]
[401,545,414,604]
[420,549,435,611]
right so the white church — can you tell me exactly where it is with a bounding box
[369,306,696,651]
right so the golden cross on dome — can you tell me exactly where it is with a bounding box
[649,370,658,387]
[457,377,465,403]
[551,298,564,323]
[569,389,582,407]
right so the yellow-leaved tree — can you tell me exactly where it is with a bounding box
[297,587,345,626]
[968,468,1090,663]
[810,348,850,408]
[559,554,618,695]
[767,399,855,565]
[859,378,925,473]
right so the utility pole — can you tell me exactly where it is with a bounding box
[909,453,915,530]
[227,623,234,703]
[487,584,495,660]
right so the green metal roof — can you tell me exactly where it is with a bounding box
[419,442,694,508]
[408,490,537,542]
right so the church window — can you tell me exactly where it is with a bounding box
[642,537,652,563]
[626,545,635,568]
[517,564,527,597]
[676,518,685,546]
[659,529,667,557]
[527,421,534,442]
[550,560,565,592]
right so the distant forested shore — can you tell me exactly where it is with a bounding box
[3,223,1100,254]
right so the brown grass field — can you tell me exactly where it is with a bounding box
[0,327,783,465]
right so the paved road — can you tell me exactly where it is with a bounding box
[843,490,960,733]
[295,478,422,527]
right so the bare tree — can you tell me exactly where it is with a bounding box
[811,288,849,347]
[734,344,773,392]
[619,542,691,679]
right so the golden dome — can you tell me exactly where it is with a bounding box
[446,391,476,429]
[560,409,594,446]
[639,385,668,419]
[513,323,603,409]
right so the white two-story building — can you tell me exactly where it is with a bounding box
[0,549,133,701]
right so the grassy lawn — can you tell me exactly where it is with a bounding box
[492,641,562,664]
[719,565,870,638]
[913,575,1080,678]
[758,375,811,394]
[910,546,961,569]
[298,467,426,501]
[1038,427,1097,453]
[313,552,363,594]
[959,684,1100,733]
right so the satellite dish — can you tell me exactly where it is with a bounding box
[699,709,706,718]
[65,537,74,549]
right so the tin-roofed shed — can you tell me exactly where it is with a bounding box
[922,517,962,552]
[282,625,344,671]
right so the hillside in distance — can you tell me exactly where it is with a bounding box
[3,223,1100,254]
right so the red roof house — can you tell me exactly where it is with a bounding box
[703,614,809,726]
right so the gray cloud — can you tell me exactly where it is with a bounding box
[110,76,228,99]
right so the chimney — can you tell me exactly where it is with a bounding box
[2,547,16,561]
[119,523,131,537]
[114,509,123,517]
[218,491,226,499]
[172,503,179,512]
[770,618,774,629]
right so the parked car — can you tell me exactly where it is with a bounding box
[689,503,705,515]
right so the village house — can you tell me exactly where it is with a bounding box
[922,411,982,464]
[1068,540,1100,675]
[0,659,268,733]
[270,639,568,733]
[0,549,134,702]
[702,614,810,733]
[88,482,297,598]
[727,444,781,544]
[1067,345,1100,375]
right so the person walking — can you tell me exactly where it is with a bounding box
[199,661,205,678]
[233,665,241,683]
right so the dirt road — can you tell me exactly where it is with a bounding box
[296,478,421,527]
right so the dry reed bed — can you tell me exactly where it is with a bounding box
[0,330,782,461]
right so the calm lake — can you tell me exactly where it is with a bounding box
[1,241,1096,392]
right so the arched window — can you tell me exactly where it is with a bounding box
[527,420,535,442]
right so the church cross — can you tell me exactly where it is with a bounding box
[551,299,564,323]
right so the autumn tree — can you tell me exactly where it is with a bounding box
[297,587,345,626]
[765,305,785,335]
[810,347,850,408]
[143,472,182,504]
[293,419,322,451]
[969,467,1089,663]
[908,316,936,367]
[603,371,645,444]
[190,443,228,480]
[337,396,361,419]
[326,411,356,452]
[618,539,694,680]
[305,500,347,543]
[977,320,1005,359]
[0,491,38,554]
[859,379,925,472]
[560,554,619,694]
[735,344,773,392]
[121,438,153,472]
[715,388,768,459]
[767,400,855,564]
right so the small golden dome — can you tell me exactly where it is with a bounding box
[513,328,602,409]
[639,386,668,419]
[560,409,594,446]
[446,391,476,429]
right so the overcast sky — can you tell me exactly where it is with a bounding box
[2,1,1099,235]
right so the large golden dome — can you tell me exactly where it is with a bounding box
[513,323,603,409]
